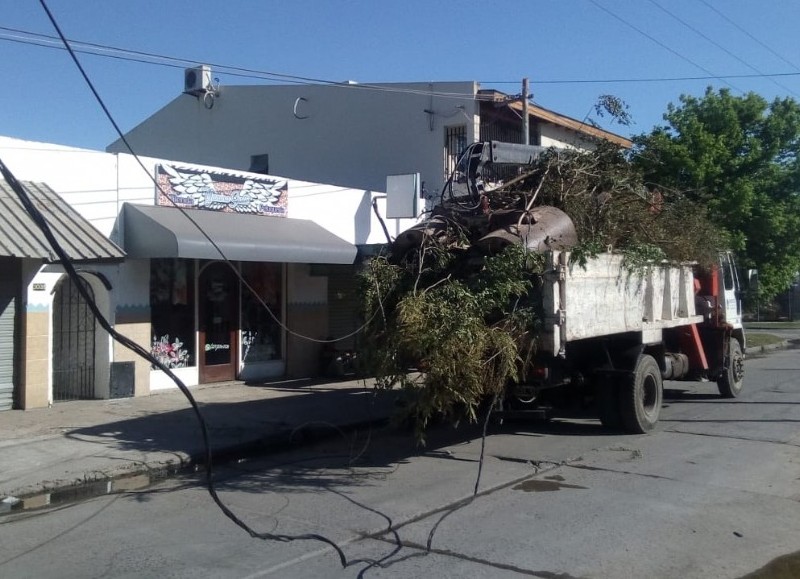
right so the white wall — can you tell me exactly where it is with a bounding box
[0,135,416,245]
[108,81,481,203]
[540,124,597,151]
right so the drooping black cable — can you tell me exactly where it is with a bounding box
[31,1,500,569]
[0,157,351,566]
[32,0,389,566]
[424,393,498,552]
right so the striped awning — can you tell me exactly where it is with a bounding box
[0,180,126,262]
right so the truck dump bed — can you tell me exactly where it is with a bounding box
[540,251,703,356]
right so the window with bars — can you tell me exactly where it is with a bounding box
[444,125,467,181]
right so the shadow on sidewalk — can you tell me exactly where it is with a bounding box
[62,387,398,462]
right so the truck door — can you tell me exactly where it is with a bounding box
[720,252,742,327]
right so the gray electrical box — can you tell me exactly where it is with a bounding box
[109,362,135,399]
[386,173,420,218]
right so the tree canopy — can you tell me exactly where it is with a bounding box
[633,87,800,300]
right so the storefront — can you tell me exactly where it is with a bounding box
[148,257,286,384]
[122,165,358,386]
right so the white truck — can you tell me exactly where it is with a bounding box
[514,248,745,433]
[393,141,745,433]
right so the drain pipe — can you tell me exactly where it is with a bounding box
[371,194,392,243]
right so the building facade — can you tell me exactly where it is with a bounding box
[0,136,415,410]
[107,79,632,206]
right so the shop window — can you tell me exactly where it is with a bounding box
[241,262,282,363]
[150,259,196,368]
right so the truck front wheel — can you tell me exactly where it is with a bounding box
[620,354,663,433]
[717,338,745,398]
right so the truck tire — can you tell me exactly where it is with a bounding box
[620,354,663,433]
[717,338,745,398]
[597,379,623,430]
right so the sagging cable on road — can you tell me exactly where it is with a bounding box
[0,157,354,569]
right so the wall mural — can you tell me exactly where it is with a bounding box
[156,164,288,216]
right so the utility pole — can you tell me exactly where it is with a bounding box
[522,77,530,145]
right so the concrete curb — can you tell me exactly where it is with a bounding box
[746,338,796,355]
[2,416,391,507]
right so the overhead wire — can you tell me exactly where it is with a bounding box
[585,0,743,94]
[0,25,497,102]
[644,0,800,100]
[6,24,800,91]
[698,0,800,74]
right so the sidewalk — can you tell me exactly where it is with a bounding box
[1,334,796,506]
[0,377,396,502]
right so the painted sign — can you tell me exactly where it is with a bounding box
[156,164,288,216]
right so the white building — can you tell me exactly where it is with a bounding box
[0,136,414,410]
[108,78,632,203]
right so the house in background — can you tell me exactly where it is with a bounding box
[0,136,414,411]
[107,76,632,205]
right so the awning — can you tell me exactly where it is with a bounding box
[123,203,357,264]
[0,179,125,262]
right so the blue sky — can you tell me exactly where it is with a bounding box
[2,0,800,151]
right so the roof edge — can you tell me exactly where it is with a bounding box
[504,100,633,148]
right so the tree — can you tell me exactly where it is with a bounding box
[632,87,800,300]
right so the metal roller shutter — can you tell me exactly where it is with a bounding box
[0,258,19,411]
[326,265,360,351]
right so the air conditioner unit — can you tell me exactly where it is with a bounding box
[184,65,211,95]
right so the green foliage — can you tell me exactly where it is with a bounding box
[360,244,543,443]
[620,242,667,272]
[593,94,633,127]
[633,87,800,299]
[526,142,723,267]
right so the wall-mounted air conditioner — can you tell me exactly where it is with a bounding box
[184,65,211,95]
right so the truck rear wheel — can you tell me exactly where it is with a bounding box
[620,354,663,433]
[717,338,745,398]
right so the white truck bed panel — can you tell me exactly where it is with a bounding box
[541,251,703,355]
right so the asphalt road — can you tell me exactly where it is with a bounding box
[2,346,799,579]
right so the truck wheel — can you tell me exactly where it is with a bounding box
[620,355,663,433]
[597,379,623,430]
[717,338,745,398]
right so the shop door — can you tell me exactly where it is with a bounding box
[52,276,96,401]
[199,262,239,383]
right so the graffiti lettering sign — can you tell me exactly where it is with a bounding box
[156,164,288,217]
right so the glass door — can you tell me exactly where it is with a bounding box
[199,261,238,383]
